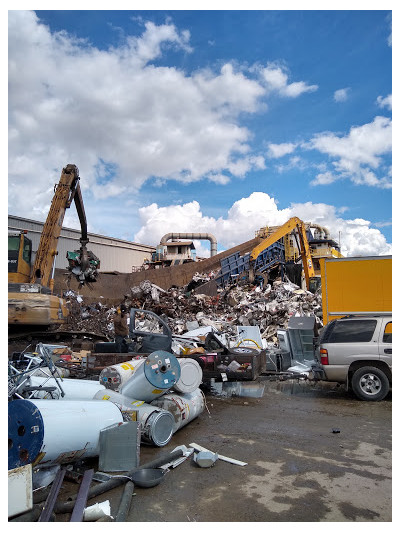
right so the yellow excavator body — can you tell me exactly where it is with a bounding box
[249,216,317,290]
[8,164,99,328]
[8,291,69,326]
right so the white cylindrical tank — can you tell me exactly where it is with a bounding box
[93,389,142,410]
[28,367,71,378]
[150,389,205,433]
[93,389,174,447]
[25,376,106,400]
[173,358,203,394]
[120,351,181,402]
[99,358,146,391]
[8,399,123,469]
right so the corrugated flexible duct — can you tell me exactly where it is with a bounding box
[307,223,331,239]
[160,233,218,256]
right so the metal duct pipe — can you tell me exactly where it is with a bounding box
[307,223,331,239]
[160,233,218,256]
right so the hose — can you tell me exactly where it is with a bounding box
[235,338,261,350]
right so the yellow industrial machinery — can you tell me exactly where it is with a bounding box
[257,221,343,274]
[249,217,318,291]
[8,230,32,284]
[8,164,100,327]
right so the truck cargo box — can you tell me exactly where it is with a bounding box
[319,255,392,323]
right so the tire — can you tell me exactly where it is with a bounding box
[351,366,390,401]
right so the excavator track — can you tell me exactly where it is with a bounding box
[8,329,110,353]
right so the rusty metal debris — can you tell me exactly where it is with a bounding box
[58,277,322,351]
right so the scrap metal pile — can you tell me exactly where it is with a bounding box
[9,275,323,522]
[60,276,323,345]
[62,290,115,338]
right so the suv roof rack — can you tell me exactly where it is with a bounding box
[339,313,392,319]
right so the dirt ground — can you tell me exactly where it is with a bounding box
[56,379,392,523]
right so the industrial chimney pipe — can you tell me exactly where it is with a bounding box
[160,233,218,257]
[308,223,331,239]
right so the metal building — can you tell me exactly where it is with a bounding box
[8,215,155,273]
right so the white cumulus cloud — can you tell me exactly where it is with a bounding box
[260,64,318,98]
[8,11,270,219]
[307,116,392,188]
[134,192,391,258]
[267,142,298,158]
[377,94,392,110]
[334,88,350,102]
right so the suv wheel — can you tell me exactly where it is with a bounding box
[351,366,390,401]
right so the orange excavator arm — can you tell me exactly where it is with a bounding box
[30,164,92,288]
[249,216,316,289]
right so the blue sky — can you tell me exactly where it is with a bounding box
[8,6,392,258]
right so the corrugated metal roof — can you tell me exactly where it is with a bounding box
[8,214,155,273]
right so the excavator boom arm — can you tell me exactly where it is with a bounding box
[249,216,316,289]
[250,217,303,261]
[30,164,90,287]
[298,222,316,286]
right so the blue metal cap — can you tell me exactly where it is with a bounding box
[143,351,181,390]
[8,400,44,470]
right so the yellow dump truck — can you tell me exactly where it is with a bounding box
[319,255,392,323]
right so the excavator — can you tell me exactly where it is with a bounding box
[248,217,319,291]
[216,216,320,291]
[8,164,100,327]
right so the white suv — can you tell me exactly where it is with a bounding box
[316,314,392,401]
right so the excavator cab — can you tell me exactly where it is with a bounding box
[8,231,32,284]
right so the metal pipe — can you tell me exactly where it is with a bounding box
[53,448,184,514]
[115,481,135,522]
[308,223,331,239]
[160,233,218,256]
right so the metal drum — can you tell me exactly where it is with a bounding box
[99,359,146,391]
[8,399,123,469]
[151,388,205,433]
[173,358,203,394]
[28,366,71,378]
[119,351,181,403]
[25,376,106,400]
[93,389,174,447]
[93,388,142,410]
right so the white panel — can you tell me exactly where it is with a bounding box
[8,463,33,518]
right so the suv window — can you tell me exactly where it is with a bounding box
[383,322,392,343]
[325,319,377,343]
